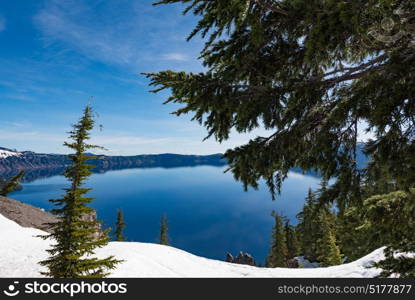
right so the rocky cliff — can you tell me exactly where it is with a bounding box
[0,195,57,233]
[0,196,102,239]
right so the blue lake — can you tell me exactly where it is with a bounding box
[9,166,320,263]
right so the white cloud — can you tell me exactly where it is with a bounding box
[87,126,272,156]
[33,0,203,72]
[161,53,189,61]
[0,16,5,32]
[0,123,272,156]
[34,2,134,67]
[2,93,36,102]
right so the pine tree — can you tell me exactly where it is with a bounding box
[0,171,25,196]
[336,205,381,262]
[363,190,415,278]
[146,0,415,275]
[296,189,320,261]
[267,212,287,268]
[284,220,300,260]
[297,187,341,264]
[147,0,415,201]
[39,106,121,278]
[159,214,170,245]
[316,210,342,266]
[114,208,126,241]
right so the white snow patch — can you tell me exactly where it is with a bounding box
[0,213,384,277]
[0,149,21,159]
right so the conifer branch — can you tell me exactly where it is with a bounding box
[252,0,288,16]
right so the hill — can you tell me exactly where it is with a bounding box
[0,147,226,175]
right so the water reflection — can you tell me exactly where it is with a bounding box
[9,166,320,262]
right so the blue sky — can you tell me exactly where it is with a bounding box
[0,0,267,155]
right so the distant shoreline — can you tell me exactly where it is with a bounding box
[0,148,227,181]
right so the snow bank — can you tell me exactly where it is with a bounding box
[0,214,384,277]
[0,149,20,159]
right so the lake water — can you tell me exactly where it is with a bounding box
[9,166,320,263]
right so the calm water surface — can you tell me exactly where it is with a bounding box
[10,166,320,262]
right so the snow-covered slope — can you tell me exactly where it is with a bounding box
[0,214,384,277]
[0,148,21,159]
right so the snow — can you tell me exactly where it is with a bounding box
[0,149,21,159]
[0,213,384,277]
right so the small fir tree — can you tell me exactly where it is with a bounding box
[159,214,170,245]
[39,106,121,278]
[0,171,25,196]
[336,205,377,262]
[297,187,341,263]
[267,212,288,268]
[284,220,300,260]
[296,189,320,261]
[114,208,126,241]
[316,210,342,266]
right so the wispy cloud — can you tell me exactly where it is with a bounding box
[0,16,5,32]
[0,0,269,156]
[33,0,202,72]
[0,121,32,128]
[2,93,36,102]
[0,127,65,153]
[161,53,189,61]
[0,121,273,155]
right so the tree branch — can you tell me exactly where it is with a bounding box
[253,0,288,16]
[323,54,388,78]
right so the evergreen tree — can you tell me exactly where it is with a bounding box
[296,189,320,261]
[147,0,415,275]
[316,210,342,266]
[363,190,415,278]
[284,220,300,260]
[0,171,25,196]
[297,187,341,264]
[159,214,170,245]
[147,0,415,201]
[39,106,121,278]
[336,205,382,262]
[267,212,287,268]
[114,208,126,241]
